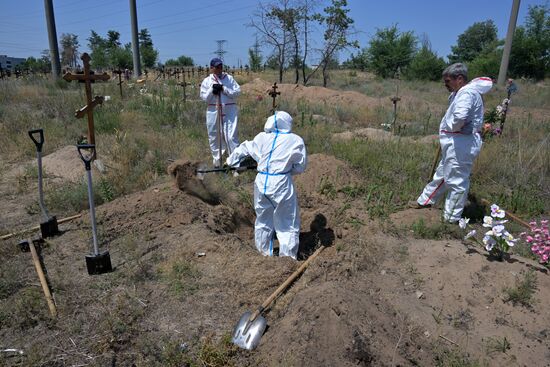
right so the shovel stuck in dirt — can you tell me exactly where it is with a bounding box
[28,129,59,238]
[77,144,113,275]
[232,245,325,350]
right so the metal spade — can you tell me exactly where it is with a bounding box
[232,245,325,350]
[28,129,59,237]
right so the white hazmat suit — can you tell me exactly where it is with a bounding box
[226,111,307,259]
[200,72,241,166]
[417,77,493,222]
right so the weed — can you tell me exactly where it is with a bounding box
[434,346,487,367]
[99,177,115,202]
[46,181,101,213]
[318,177,337,199]
[503,270,537,307]
[164,260,201,297]
[485,336,511,354]
[197,333,237,367]
[411,218,447,239]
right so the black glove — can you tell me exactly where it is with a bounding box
[212,83,223,95]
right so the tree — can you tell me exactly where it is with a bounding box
[22,53,51,73]
[448,20,498,63]
[88,31,108,69]
[139,28,158,68]
[508,4,550,79]
[248,0,293,82]
[342,49,368,70]
[310,0,358,87]
[60,33,79,68]
[164,55,194,67]
[366,25,417,78]
[110,43,133,69]
[405,37,446,81]
[248,40,263,72]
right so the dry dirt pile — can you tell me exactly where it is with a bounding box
[242,78,380,109]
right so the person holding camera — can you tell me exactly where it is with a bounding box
[199,57,241,167]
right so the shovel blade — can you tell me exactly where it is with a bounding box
[231,311,267,350]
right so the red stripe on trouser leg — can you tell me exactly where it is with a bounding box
[423,179,445,206]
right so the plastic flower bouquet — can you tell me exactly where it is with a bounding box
[521,220,550,265]
[481,204,517,260]
[460,204,517,261]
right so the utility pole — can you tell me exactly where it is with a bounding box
[215,40,227,63]
[129,0,141,78]
[497,0,521,86]
[44,0,61,78]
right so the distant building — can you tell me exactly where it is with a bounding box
[0,55,26,71]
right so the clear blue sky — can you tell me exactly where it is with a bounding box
[0,0,546,67]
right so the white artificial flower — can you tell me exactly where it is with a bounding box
[464,230,477,240]
[483,235,496,251]
[493,225,505,237]
[490,204,506,219]
[459,218,470,229]
[483,216,493,228]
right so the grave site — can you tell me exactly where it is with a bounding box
[0,59,549,367]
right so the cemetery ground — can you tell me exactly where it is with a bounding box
[0,70,549,366]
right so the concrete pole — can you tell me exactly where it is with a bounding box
[497,0,521,86]
[44,0,61,78]
[129,0,141,78]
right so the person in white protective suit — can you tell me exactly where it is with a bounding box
[200,57,241,167]
[226,111,307,259]
[410,63,493,223]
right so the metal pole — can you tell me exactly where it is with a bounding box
[497,0,521,86]
[129,0,141,78]
[36,151,50,220]
[85,169,99,256]
[44,0,61,78]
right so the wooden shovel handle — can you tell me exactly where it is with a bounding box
[480,198,530,228]
[29,240,57,318]
[249,246,325,322]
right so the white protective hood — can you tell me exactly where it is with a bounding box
[264,111,293,133]
[463,77,493,95]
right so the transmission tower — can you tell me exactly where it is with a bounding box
[215,40,228,62]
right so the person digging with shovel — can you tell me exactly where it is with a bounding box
[225,111,307,259]
[199,57,241,168]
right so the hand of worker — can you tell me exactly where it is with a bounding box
[212,83,223,95]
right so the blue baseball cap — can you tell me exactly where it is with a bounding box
[210,57,223,67]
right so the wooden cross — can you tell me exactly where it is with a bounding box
[268,82,281,113]
[63,53,110,149]
[113,69,124,98]
[178,71,189,102]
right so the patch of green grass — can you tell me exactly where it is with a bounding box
[165,260,201,297]
[197,333,238,367]
[318,177,337,199]
[434,347,487,367]
[485,336,511,355]
[46,181,103,213]
[410,218,449,239]
[503,270,537,307]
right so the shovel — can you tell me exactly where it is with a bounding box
[77,144,113,275]
[28,129,59,238]
[232,245,325,350]
[196,161,257,180]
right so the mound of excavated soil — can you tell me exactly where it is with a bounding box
[41,145,92,182]
[332,127,439,145]
[242,78,380,109]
